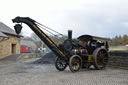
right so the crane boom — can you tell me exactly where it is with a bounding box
[12,17,65,59]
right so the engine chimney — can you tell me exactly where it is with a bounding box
[68,30,72,40]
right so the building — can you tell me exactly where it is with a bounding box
[20,39,37,53]
[0,22,20,59]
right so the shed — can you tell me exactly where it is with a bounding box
[20,39,37,53]
[0,22,20,59]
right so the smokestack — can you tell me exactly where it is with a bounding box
[68,30,72,40]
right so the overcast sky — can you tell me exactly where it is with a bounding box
[0,0,128,38]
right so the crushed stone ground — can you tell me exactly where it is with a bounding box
[0,57,128,85]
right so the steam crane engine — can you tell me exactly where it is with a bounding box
[12,17,110,72]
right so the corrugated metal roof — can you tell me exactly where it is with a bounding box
[20,40,36,47]
[0,32,8,37]
[0,22,16,35]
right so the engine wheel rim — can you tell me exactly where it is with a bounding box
[56,57,67,70]
[96,49,109,68]
[70,57,81,71]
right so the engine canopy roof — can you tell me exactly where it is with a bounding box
[77,35,111,42]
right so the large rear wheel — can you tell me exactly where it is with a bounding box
[55,57,68,71]
[69,55,82,72]
[93,48,109,70]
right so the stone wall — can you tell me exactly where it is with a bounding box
[0,35,20,59]
[109,51,128,69]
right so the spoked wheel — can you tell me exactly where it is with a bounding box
[93,48,109,70]
[55,57,68,71]
[69,55,82,72]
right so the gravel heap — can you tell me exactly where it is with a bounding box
[33,52,57,64]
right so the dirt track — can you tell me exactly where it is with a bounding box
[0,59,128,85]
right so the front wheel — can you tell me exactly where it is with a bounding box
[55,57,68,71]
[69,55,82,72]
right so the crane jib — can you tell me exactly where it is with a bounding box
[12,16,65,59]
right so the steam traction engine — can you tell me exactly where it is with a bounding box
[12,17,110,72]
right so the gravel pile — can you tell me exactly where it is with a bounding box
[32,52,57,64]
